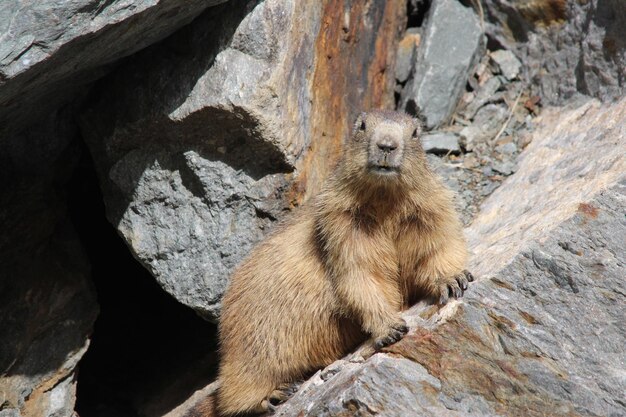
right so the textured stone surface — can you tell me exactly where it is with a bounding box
[482,0,625,104]
[400,0,484,128]
[490,50,521,81]
[421,132,461,155]
[268,98,626,416]
[459,75,503,120]
[0,0,227,136]
[275,354,479,417]
[81,0,405,320]
[395,29,420,83]
[460,103,508,150]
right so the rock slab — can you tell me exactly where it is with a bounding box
[0,0,227,136]
[401,0,484,128]
[490,50,521,81]
[395,29,421,84]
[421,132,461,155]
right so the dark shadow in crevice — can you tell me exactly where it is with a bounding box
[407,0,431,28]
[69,142,218,417]
[486,33,506,52]
[594,0,626,70]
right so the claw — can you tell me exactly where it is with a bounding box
[281,382,300,396]
[374,319,409,350]
[456,275,468,291]
[437,270,475,305]
[392,322,408,332]
[268,381,301,406]
[269,392,285,406]
[439,290,449,305]
[256,399,276,414]
[448,283,462,298]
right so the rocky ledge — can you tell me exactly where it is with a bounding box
[177,97,626,417]
[273,98,626,417]
[1,0,624,416]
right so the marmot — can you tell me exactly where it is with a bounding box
[217,110,471,415]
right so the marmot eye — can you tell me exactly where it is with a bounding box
[411,128,418,139]
[360,120,366,131]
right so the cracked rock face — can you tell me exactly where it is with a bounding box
[0,0,227,136]
[269,98,626,416]
[482,0,626,104]
[80,0,404,320]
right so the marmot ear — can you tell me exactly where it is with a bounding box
[352,112,367,139]
[411,118,423,139]
[406,101,427,132]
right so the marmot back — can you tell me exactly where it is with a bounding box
[215,110,471,415]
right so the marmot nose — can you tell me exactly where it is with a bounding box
[377,141,398,153]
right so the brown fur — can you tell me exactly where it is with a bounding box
[216,110,468,415]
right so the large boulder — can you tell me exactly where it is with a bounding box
[0,0,227,136]
[270,97,626,416]
[80,0,406,321]
[400,0,485,128]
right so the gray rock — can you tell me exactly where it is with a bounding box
[267,97,626,417]
[478,179,500,196]
[490,50,521,80]
[491,160,517,176]
[464,98,626,416]
[80,0,405,320]
[426,154,479,227]
[104,148,284,319]
[481,166,493,177]
[494,141,518,155]
[0,0,227,136]
[460,76,502,120]
[482,0,626,104]
[395,29,420,83]
[460,104,508,149]
[275,354,494,417]
[421,132,461,155]
[427,154,462,194]
[401,0,485,128]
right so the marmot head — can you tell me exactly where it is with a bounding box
[342,110,424,186]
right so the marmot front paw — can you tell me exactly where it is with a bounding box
[268,381,301,406]
[374,318,409,350]
[437,270,474,304]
